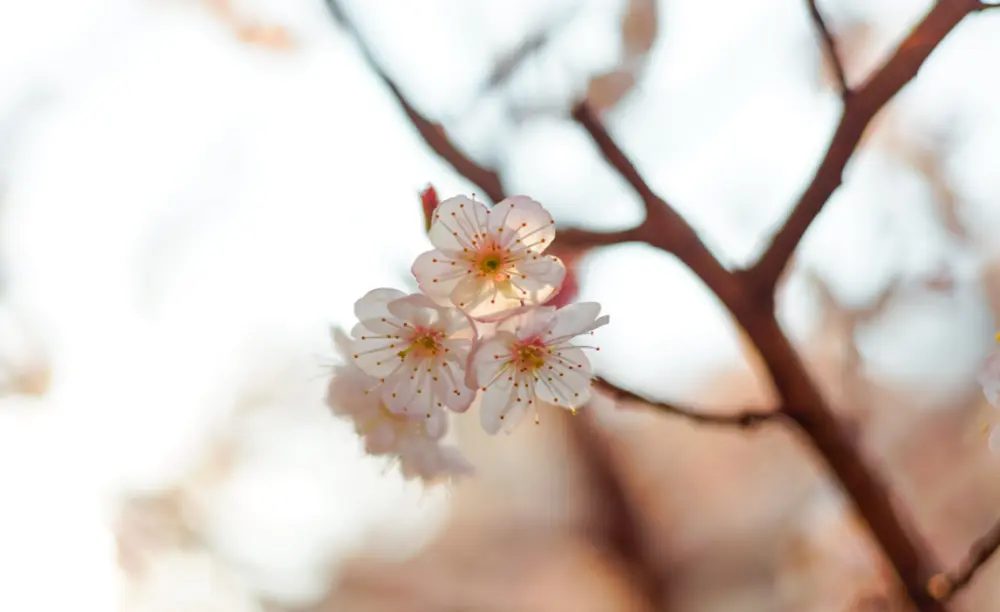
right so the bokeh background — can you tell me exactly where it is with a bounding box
[1,0,999,610]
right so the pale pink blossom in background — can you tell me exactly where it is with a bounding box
[328,328,472,483]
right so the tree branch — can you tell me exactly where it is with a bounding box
[323,0,506,204]
[806,0,850,98]
[570,104,662,217]
[592,377,778,428]
[571,78,950,612]
[928,517,1000,601]
[327,0,987,608]
[565,408,665,604]
[750,0,982,293]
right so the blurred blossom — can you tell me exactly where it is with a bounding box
[328,326,473,483]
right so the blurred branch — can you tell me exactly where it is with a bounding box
[806,0,849,97]
[565,408,664,606]
[323,0,506,203]
[750,0,983,293]
[592,377,778,428]
[929,517,1000,601]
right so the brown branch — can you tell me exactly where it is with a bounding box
[750,0,983,293]
[565,408,664,604]
[568,103,745,310]
[327,0,986,608]
[806,0,849,97]
[592,377,778,427]
[571,104,661,216]
[571,87,952,612]
[928,517,1000,601]
[322,0,506,204]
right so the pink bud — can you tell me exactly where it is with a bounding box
[420,185,439,233]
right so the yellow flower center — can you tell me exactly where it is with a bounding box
[398,332,441,360]
[517,345,547,370]
[481,255,502,273]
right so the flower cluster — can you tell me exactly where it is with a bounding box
[325,194,609,483]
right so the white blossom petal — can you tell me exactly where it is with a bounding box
[535,347,593,408]
[433,356,476,412]
[382,366,422,414]
[350,331,403,378]
[468,331,517,388]
[510,255,565,305]
[386,293,443,328]
[497,306,558,338]
[412,249,468,304]
[548,302,610,340]
[479,372,518,435]
[489,196,556,253]
[423,409,448,440]
[428,195,490,252]
[354,288,407,321]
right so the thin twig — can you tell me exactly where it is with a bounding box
[806,0,850,98]
[929,517,1000,601]
[571,104,662,216]
[750,0,983,293]
[592,377,778,428]
[323,0,506,203]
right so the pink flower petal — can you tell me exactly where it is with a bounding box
[412,249,468,304]
[489,196,555,253]
[354,288,406,321]
[428,195,490,252]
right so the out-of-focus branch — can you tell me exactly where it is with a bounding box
[323,0,506,203]
[750,0,983,293]
[592,377,778,428]
[572,99,945,611]
[928,517,1000,601]
[565,408,664,606]
[806,0,849,98]
[568,9,987,600]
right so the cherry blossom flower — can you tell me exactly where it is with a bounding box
[412,195,566,320]
[349,288,477,416]
[467,302,609,434]
[327,327,473,482]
